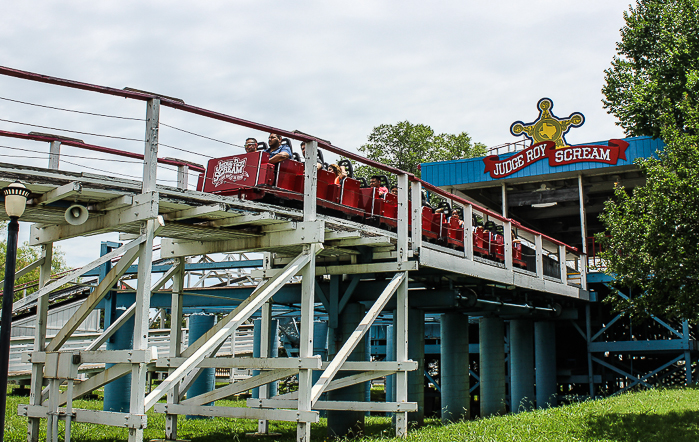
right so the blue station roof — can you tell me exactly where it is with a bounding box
[421,136,665,189]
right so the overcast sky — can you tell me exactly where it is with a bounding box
[0,1,633,267]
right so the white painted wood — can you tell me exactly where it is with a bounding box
[303,141,318,222]
[271,370,393,401]
[154,403,319,423]
[48,141,61,170]
[157,356,321,370]
[29,192,160,245]
[319,360,417,371]
[28,244,52,442]
[145,250,314,410]
[166,256,185,441]
[19,405,148,429]
[395,272,409,438]
[535,235,544,279]
[501,183,508,218]
[160,220,325,257]
[0,256,44,288]
[559,245,568,285]
[253,260,418,279]
[142,98,160,193]
[35,181,82,205]
[13,235,145,313]
[257,299,272,433]
[504,221,513,270]
[464,204,473,260]
[210,211,287,228]
[297,243,318,442]
[46,245,141,351]
[163,204,228,221]
[182,368,298,406]
[57,364,131,406]
[410,181,422,256]
[177,164,189,190]
[89,195,133,212]
[250,399,417,412]
[85,304,136,351]
[311,272,405,404]
[397,174,409,263]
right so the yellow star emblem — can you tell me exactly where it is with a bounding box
[510,98,585,148]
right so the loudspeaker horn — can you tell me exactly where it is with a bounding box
[65,204,89,225]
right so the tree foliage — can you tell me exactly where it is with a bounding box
[599,106,699,320]
[602,0,699,138]
[0,222,68,301]
[352,121,486,184]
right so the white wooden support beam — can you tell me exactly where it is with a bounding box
[157,356,321,370]
[56,364,132,406]
[177,164,189,190]
[27,244,52,442]
[535,235,544,279]
[154,403,318,423]
[0,256,44,287]
[501,182,508,218]
[252,260,417,279]
[297,243,318,442]
[303,141,318,222]
[163,204,228,222]
[410,181,422,256]
[209,211,287,228]
[35,181,82,205]
[166,257,185,441]
[46,241,142,352]
[145,248,316,411]
[504,221,513,271]
[89,195,133,212]
[273,370,393,400]
[310,272,405,405]
[182,368,298,407]
[559,244,567,285]
[395,272,409,438]
[129,216,159,442]
[85,303,136,351]
[14,234,146,313]
[160,220,324,257]
[48,140,61,170]
[29,192,160,245]
[142,98,160,193]
[250,399,417,413]
[397,174,409,263]
[463,204,473,260]
[19,405,148,430]
[257,298,273,433]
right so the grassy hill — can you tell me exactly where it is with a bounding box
[4,386,699,441]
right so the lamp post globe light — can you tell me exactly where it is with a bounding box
[0,181,30,442]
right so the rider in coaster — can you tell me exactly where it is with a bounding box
[267,133,292,164]
[328,164,346,185]
[244,137,258,153]
[370,176,389,198]
[450,209,465,228]
[300,141,322,170]
[390,185,398,196]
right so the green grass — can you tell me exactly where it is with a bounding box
[4,386,699,441]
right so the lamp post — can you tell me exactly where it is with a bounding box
[0,181,30,442]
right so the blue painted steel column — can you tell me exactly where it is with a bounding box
[440,312,469,423]
[251,318,280,398]
[408,308,425,425]
[534,321,557,408]
[510,319,535,412]
[386,324,395,404]
[103,306,134,412]
[327,302,366,437]
[479,316,506,417]
[186,313,215,419]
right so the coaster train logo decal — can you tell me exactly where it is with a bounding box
[483,98,628,179]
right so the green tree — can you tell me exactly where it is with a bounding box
[352,121,486,183]
[0,222,68,301]
[599,106,699,320]
[602,0,699,138]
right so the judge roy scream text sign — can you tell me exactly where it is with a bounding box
[482,139,629,179]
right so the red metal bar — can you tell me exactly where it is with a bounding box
[0,130,205,172]
[0,65,578,254]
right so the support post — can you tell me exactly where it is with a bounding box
[510,319,535,412]
[586,304,594,398]
[410,181,422,256]
[463,204,473,260]
[535,235,544,279]
[395,274,409,437]
[48,140,61,170]
[534,321,557,408]
[558,245,567,285]
[503,221,512,271]
[303,141,318,222]
[501,183,507,218]
[408,308,425,425]
[440,312,469,423]
[27,244,52,442]
[297,244,317,442]
[479,317,506,417]
[684,321,693,384]
[397,174,409,262]
[165,258,185,441]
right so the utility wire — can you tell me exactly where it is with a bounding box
[0,96,144,121]
[0,118,144,142]
[0,144,143,164]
